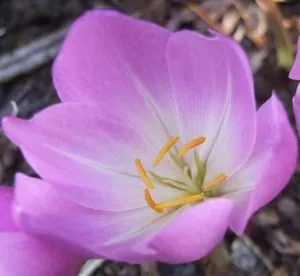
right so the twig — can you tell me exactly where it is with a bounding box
[187,3,224,33]
[140,262,159,276]
[232,0,267,48]
[79,259,104,276]
[241,235,274,272]
[256,0,294,69]
[0,26,68,84]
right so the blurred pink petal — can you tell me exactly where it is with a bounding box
[0,186,84,276]
[0,186,17,231]
[291,37,300,135]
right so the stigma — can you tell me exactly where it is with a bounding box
[135,136,228,213]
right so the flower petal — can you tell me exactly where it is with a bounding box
[166,31,230,161]
[204,33,256,181]
[53,9,178,143]
[3,103,185,210]
[291,38,300,136]
[225,94,297,234]
[14,173,175,261]
[293,85,300,136]
[0,186,17,231]
[148,198,233,264]
[0,186,83,276]
[289,37,300,79]
[166,31,256,180]
[0,233,84,276]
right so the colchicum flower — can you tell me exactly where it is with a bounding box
[0,186,84,275]
[3,10,297,263]
[290,38,300,132]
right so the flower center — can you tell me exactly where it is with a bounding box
[135,136,227,213]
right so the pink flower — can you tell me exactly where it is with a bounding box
[290,38,300,132]
[3,10,297,263]
[0,186,84,275]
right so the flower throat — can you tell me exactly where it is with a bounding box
[135,136,227,213]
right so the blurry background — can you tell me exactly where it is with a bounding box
[0,0,300,275]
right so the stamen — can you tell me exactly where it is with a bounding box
[178,137,206,157]
[155,193,204,209]
[153,136,179,166]
[135,159,154,189]
[144,189,163,213]
[203,173,227,191]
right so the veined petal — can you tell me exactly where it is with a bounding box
[0,186,84,276]
[223,94,297,235]
[204,33,256,183]
[166,31,231,162]
[14,174,177,261]
[166,31,256,180]
[53,9,178,146]
[3,103,184,210]
[148,198,233,264]
[289,37,300,79]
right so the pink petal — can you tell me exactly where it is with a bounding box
[291,38,300,135]
[53,9,178,143]
[166,31,256,180]
[228,94,297,234]
[3,103,183,211]
[0,234,84,276]
[15,173,234,263]
[148,198,233,264]
[0,186,83,276]
[204,33,256,181]
[293,86,300,136]
[166,31,231,161]
[14,173,171,261]
[0,186,17,231]
[289,37,300,79]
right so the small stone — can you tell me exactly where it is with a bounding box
[231,239,258,272]
[255,208,280,227]
[158,263,202,276]
[2,145,18,168]
[277,197,298,218]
